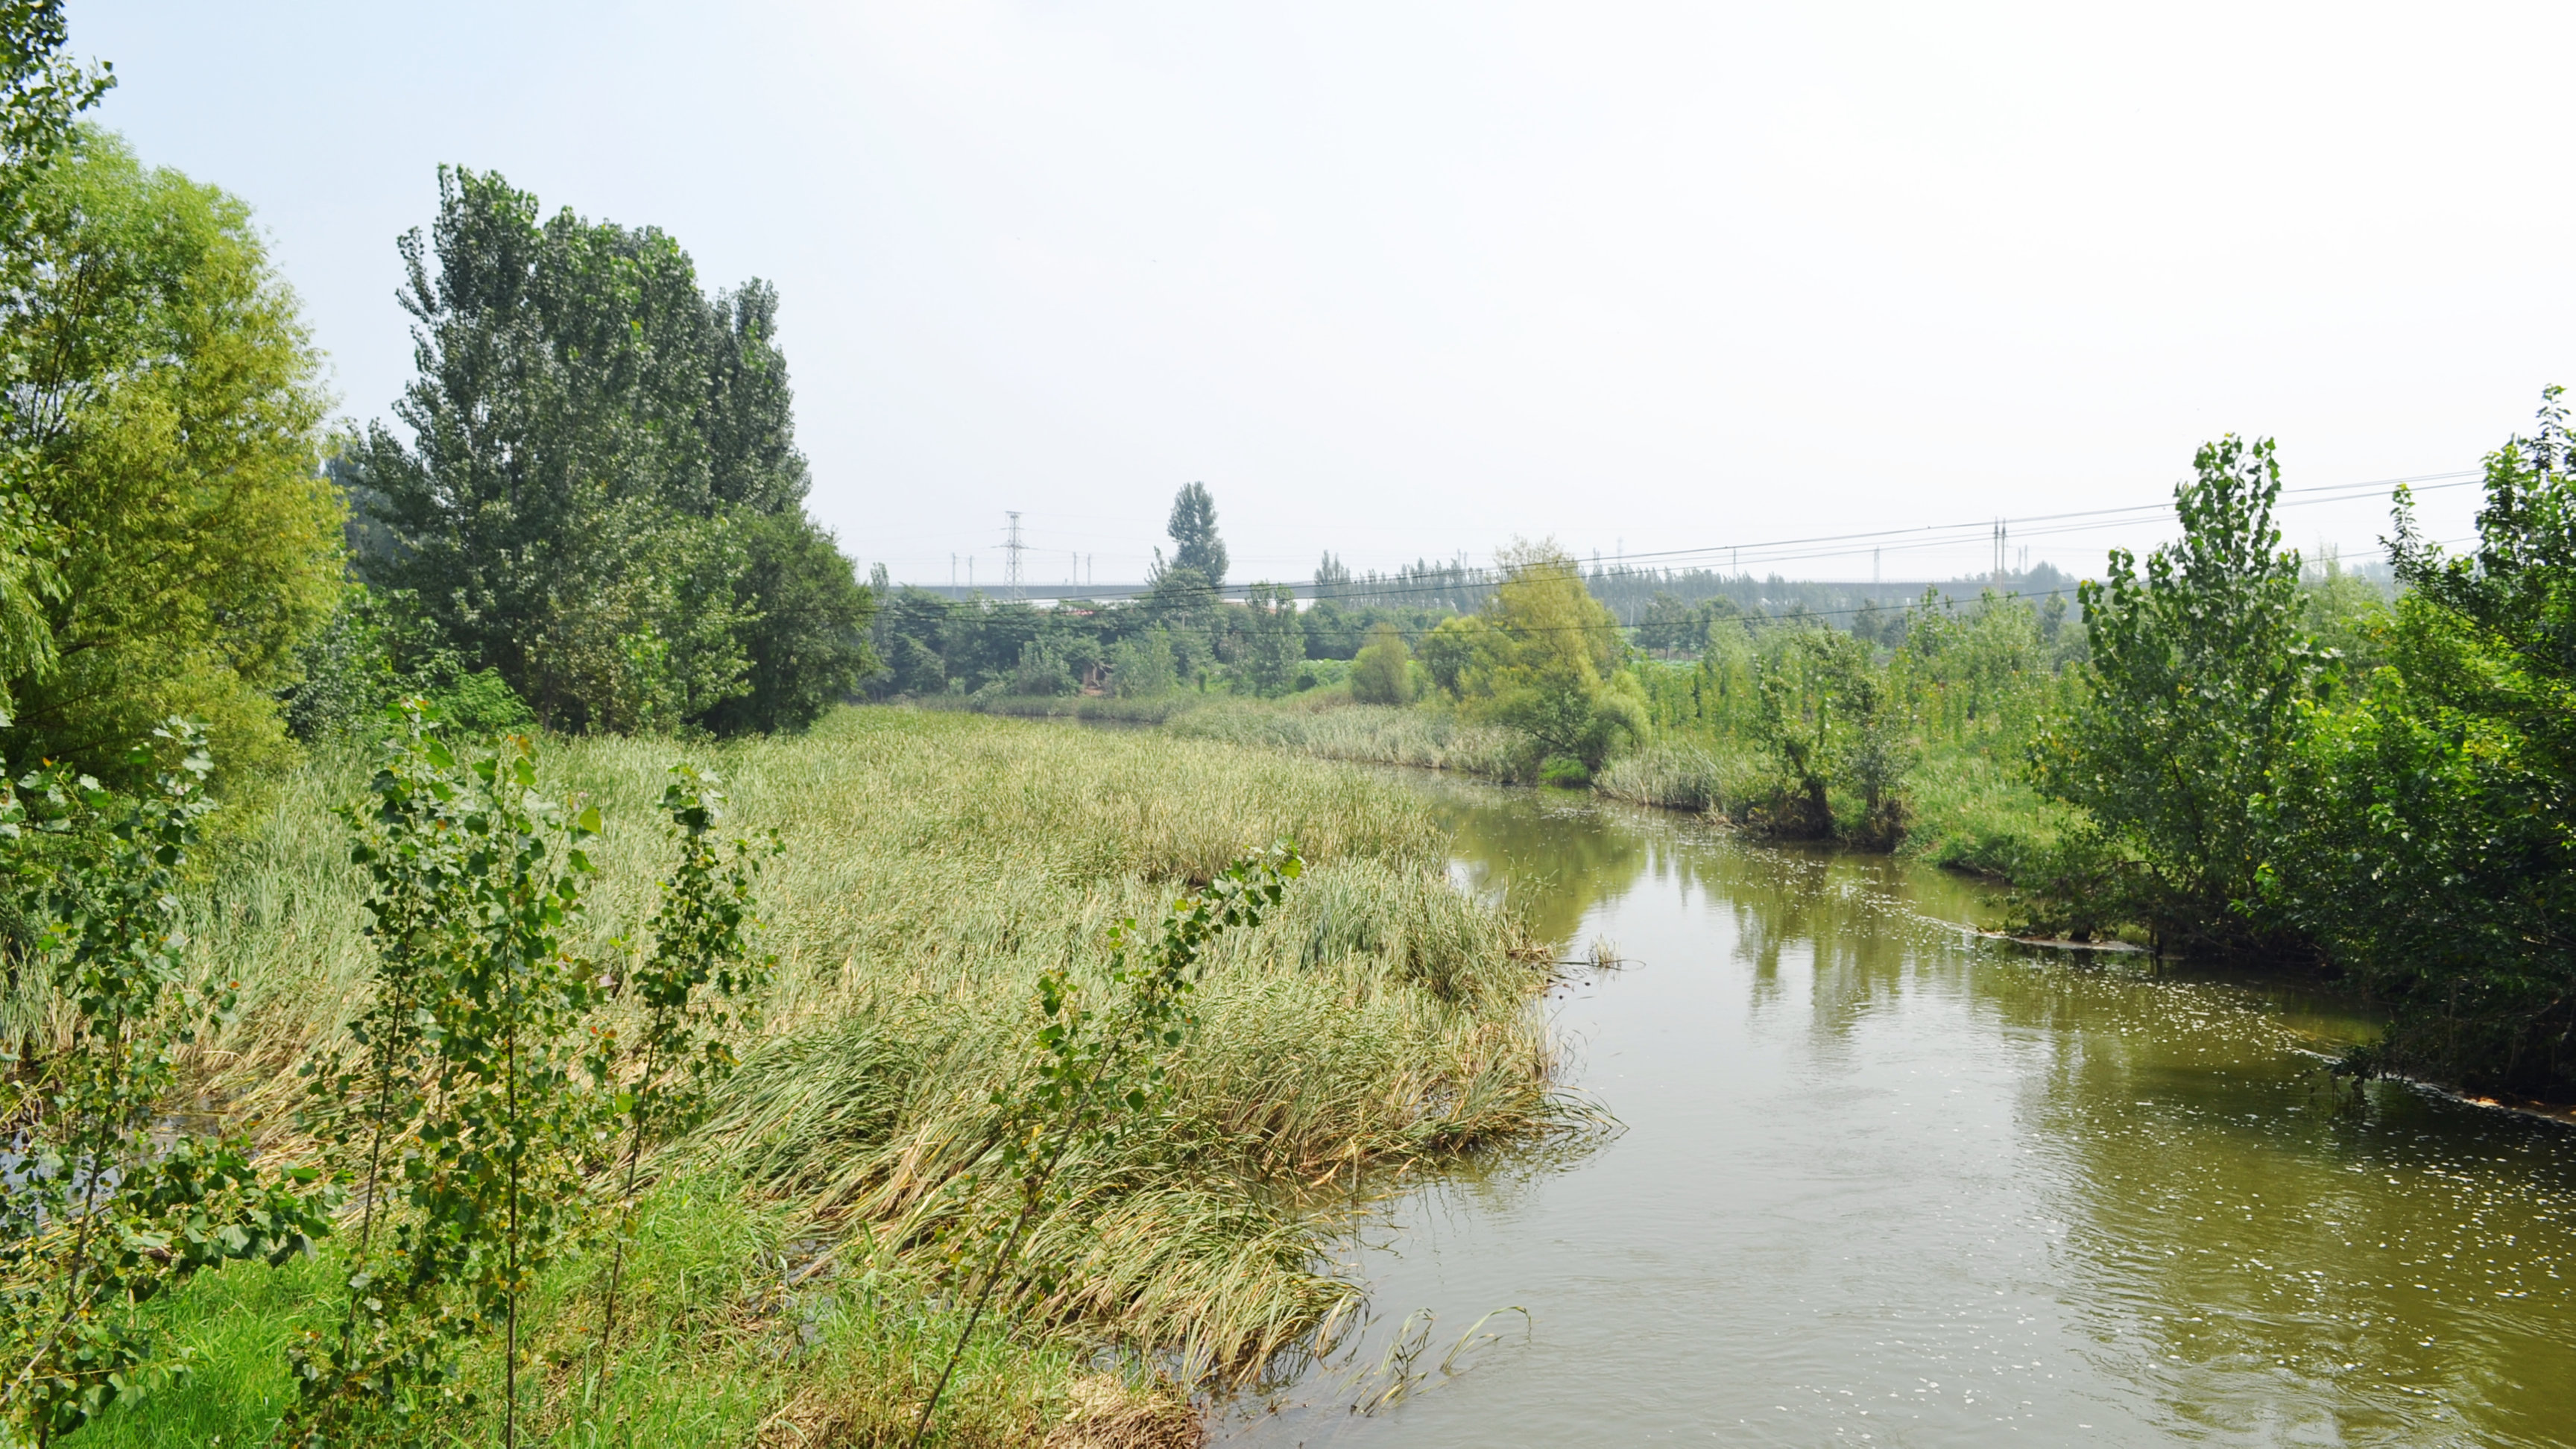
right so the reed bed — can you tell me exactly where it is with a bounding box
[80,705,1563,1445]
[1164,701,1524,779]
[1589,739,1777,816]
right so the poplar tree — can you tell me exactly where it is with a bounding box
[344,169,874,736]
[1163,482,1228,589]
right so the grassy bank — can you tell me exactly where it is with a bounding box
[68,706,1564,1446]
[1164,700,1524,779]
[930,693,1209,725]
[1149,696,2076,886]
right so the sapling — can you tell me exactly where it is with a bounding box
[592,763,777,1378]
[287,702,484,1446]
[287,716,610,1449]
[909,844,1301,1448]
[0,722,331,1448]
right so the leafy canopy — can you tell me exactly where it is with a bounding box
[346,168,872,736]
[2259,391,2576,1093]
[1162,482,1227,590]
[1432,541,1646,774]
[2034,435,2320,948]
[0,130,341,788]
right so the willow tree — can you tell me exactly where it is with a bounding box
[0,2,116,725]
[1433,542,1647,776]
[0,130,341,786]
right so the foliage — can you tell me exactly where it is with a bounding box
[1239,584,1301,697]
[66,1169,1193,1449]
[1430,543,1647,775]
[288,710,613,1447]
[593,765,776,1373]
[1108,628,1178,700]
[343,168,873,737]
[1,724,330,1447]
[0,1,113,711]
[1160,483,1227,590]
[119,707,1554,1433]
[912,847,1299,1445]
[1749,628,1911,842]
[2258,392,2576,1094]
[2031,436,2321,951]
[282,584,533,742]
[0,132,341,791]
[699,510,883,735]
[1349,623,1415,706]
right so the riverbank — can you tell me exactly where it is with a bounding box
[85,707,1565,1447]
[1136,695,2078,882]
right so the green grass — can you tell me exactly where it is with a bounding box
[931,693,1210,725]
[80,1169,1175,1448]
[46,704,1565,1446]
[1892,742,2084,877]
[1590,739,1776,816]
[1164,699,1524,779]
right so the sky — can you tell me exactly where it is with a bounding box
[74,1,2574,587]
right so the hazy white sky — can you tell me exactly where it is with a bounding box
[79,1,2570,586]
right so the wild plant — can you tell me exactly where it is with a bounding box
[592,764,777,1375]
[286,704,482,1445]
[909,844,1302,1448]
[1,723,331,1447]
[288,712,610,1448]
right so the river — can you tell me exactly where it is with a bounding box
[1220,776,2576,1447]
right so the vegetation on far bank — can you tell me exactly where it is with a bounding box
[916,430,2576,1105]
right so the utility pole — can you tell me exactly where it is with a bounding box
[1873,546,1881,587]
[1003,511,1025,600]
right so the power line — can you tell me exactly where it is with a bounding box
[894,467,2481,610]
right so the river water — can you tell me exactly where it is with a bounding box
[1220,777,2576,1448]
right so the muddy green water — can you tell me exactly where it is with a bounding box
[1221,779,2576,1447]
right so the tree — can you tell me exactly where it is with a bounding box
[698,511,877,733]
[1750,627,1910,841]
[0,3,111,710]
[1108,628,1177,698]
[1240,582,1302,695]
[1141,564,1220,686]
[1350,622,1415,705]
[2,726,330,1445]
[2033,435,2320,952]
[0,131,341,789]
[1312,550,1351,602]
[2259,391,2576,1093]
[1162,482,1227,590]
[1436,542,1647,777]
[345,168,871,736]
[1635,591,1698,656]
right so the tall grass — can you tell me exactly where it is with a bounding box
[1165,701,1524,779]
[1589,739,1777,816]
[64,705,1562,1445]
[1891,743,2085,878]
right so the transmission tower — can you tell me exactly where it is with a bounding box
[1003,511,1026,599]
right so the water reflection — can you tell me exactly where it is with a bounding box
[1225,776,2576,1448]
